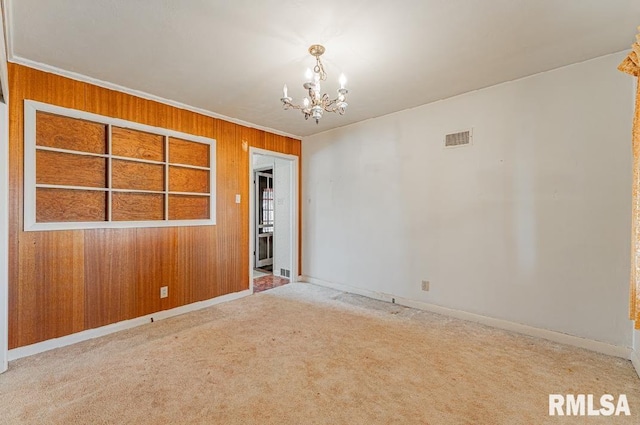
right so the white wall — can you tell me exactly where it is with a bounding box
[0,101,8,373]
[303,52,634,347]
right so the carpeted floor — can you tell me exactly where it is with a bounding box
[0,283,638,424]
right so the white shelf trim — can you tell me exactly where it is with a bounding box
[35,145,107,158]
[36,184,108,192]
[169,192,211,197]
[168,162,210,171]
[24,100,217,231]
[111,155,166,166]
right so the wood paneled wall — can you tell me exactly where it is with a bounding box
[8,64,302,348]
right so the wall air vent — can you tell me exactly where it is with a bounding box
[444,129,472,148]
[280,268,291,278]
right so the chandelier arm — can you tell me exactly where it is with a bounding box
[308,87,319,103]
[322,96,343,109]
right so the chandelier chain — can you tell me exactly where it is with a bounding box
[314,56,327,81]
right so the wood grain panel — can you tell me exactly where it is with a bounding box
[9,64,88,348]
[112,127,164,161]
[84,85,166,129]
[112,192,164,221]
[135,228,174,316]
[241,126,264,171]
[169,137,209,167]
[237,126,250,292]
[243,127,264,150]
[36,150,107,188]
[112,159,164,191]
[14,231,85,347]
[168,195,209,220]
[263,133,277,154]
[169,166,209,193]
[214,120,247,294]
[171,226,217,305]
[84,228,137,329]
[36,111,106,154]
[36,188,106,222]
[288,137,301,157]
[166,108,216,139]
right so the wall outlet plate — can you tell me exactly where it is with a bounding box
[160,286,168,298]
[421,280,430,291]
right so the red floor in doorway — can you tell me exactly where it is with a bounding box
[253,275,290,293]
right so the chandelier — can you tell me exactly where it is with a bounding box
[281,44,348,124]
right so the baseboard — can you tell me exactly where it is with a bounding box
[301,276,632,360]
[631,349,640,379]
[8,289,252,361]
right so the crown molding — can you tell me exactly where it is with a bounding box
[10,55,300,139]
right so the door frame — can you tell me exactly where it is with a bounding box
[0,101,7,373]
[248,148,299,293]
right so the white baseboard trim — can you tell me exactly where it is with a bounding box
[301,276,632,360]
[631,349,640,379]
[8,289,252,361]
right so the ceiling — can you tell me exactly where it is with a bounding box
[5,0,640,138]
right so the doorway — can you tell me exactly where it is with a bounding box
[254,169,274,272]
[249,149,298,294]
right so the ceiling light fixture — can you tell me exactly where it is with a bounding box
[281,44,348,124]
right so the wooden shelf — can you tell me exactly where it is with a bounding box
[169,136,209,167]
[112,192,165,221]
[168,166,209,194]
[36,188,107,222]
[36,150,107,188]
[112,160,165,191]
[112,127,164,162]
[36,111,107,154]
[168,194,210,220]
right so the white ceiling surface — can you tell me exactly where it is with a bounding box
[6,0,640,138]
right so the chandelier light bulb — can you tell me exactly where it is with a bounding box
[283,84,288,98]
[305,68,313,81]
[303,97,310,108]
[339,73,347,89]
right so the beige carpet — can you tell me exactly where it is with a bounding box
[0,282,638,424]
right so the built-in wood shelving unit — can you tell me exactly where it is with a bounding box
[25,101,216,230]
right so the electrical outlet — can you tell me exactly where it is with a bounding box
[160,286,168,298]
[421,280,430,291]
